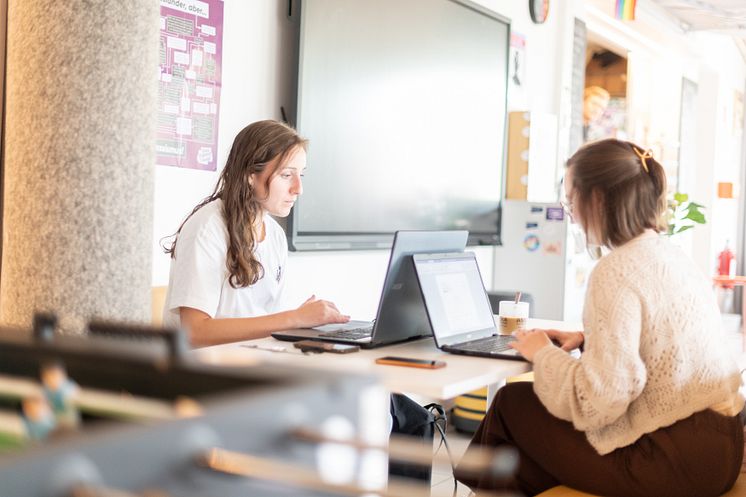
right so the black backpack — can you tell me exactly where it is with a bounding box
[389,393,444,482]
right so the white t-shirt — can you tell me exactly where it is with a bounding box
[163,199,288,328]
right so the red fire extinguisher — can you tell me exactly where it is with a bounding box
[717,242,736,288]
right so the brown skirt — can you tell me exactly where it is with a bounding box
[455,381,744,497]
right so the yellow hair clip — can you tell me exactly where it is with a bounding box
[633,147,653,173]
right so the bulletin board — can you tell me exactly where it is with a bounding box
[156,0,224,171]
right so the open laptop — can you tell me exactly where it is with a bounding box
[271,230,468,349]
[413,251,525,361]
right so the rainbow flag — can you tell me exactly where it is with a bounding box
[615,0,636,20]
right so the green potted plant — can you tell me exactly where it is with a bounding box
[666,192,706,235]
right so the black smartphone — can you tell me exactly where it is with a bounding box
[293,340,360,354]
[374,356,446,369]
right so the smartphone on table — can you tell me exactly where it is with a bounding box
[374,356,446,369]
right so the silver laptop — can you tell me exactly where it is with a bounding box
[271,230,468,349]
[413,251,524,361]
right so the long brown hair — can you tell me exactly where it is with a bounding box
[566,138,667,248]
[164,120,307,288]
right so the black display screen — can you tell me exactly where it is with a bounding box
[289,0,509,250]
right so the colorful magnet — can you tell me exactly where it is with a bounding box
[523,234,540,252]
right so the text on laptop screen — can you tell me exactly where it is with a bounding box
[415,256,496,340]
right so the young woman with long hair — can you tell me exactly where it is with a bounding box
[163,120,349,347]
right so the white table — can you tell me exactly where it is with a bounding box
[195,318,582,401]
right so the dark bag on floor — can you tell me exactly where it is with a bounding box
[389,393,436,482]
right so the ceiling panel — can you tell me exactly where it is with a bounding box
[651,0,746,36]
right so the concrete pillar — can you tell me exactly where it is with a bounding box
[1,1,158,332]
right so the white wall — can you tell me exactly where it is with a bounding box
[690,34,745,275]
[582,0,746,276]
[152,0,569,318]
[153,0,745,317]
[671,32,745,276]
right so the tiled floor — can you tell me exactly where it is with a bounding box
[429,314,745,497]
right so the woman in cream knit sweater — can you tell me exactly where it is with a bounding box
[457,139,744,497]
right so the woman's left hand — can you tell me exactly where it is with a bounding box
[510,329,553,362]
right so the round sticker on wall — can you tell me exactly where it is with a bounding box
[523,233,540,252]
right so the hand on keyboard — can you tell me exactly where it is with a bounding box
[510,329,553,362]
[295,295,351,328]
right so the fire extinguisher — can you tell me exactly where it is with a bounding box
[717,241,736,288]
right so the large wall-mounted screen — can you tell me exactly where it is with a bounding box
[289,0,509,250]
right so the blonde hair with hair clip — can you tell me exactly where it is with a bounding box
[632,147,653,173]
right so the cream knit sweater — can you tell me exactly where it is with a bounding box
[533,233,744,455]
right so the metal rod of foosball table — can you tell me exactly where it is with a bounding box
[200,446,432,497]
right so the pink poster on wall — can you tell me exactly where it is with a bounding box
[157,0,224,170]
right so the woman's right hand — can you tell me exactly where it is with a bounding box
[294,295,351,328]
[543,329,584,352]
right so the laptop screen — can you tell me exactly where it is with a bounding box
[413,252,496,345]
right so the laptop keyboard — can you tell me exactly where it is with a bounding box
[319,326,374,340]
[455,334,516,353]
